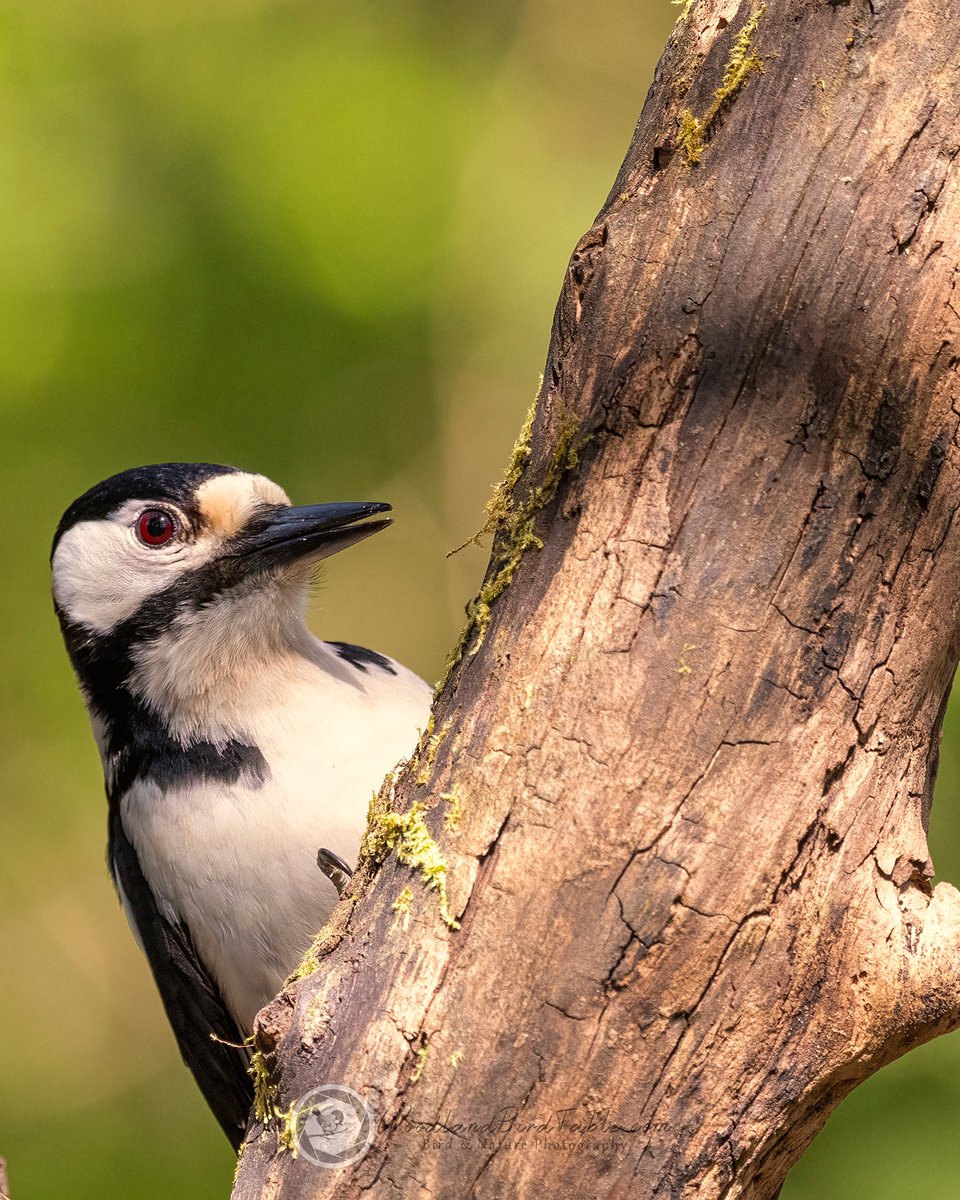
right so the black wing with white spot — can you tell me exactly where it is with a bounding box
[326,640,398,675]
[108,809,253,1149]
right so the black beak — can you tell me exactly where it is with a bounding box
[232,502,392,569]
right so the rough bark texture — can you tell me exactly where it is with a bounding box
[233,1,960,1196]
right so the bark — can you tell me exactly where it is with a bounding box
[233,1,960,1197]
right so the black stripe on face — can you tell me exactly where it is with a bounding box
[327,641,397,675]
[55,550,253,711]
[55,501,294,798]
[57,576,270,800]
[56,518,284,695]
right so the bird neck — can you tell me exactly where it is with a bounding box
[125,578,318,742]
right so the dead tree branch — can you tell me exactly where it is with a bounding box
[233,1,960,1195]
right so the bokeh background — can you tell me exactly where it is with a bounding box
[2,2,959,1196]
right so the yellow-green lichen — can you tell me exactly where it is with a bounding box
[250,1049,279,1124]
[250,1053,301,1155]
[677,642,699,675]
[677,4,766,165]
[391,885,415,932]
[231,1137,246,1187]
[369,768,397,822]
[449,1049,464,1069]
[677,109,707,166]
[286,940,322,985]
[276,1102,300,1154]
[440,785,465,833]
[448,396,538,558]
[672,0,695,23]
[437,401,587,693]
[393,885,414,913]
[362,801,460,930]
[414,715,453,786]
[255,1090,322,1157]
[411,1039,430,1084]
[413,712,435,769]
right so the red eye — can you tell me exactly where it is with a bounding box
[137,508,177,547]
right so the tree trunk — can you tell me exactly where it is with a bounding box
[232,1,960,1196]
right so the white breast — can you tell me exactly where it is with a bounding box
[119,644,430,1032]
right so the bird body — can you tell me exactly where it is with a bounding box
[116,631,426,1033]
[51,463,431,1145]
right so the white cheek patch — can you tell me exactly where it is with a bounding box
[53,518,163,632]
[195,472,290,540]
[53,475,293,635]
[52,499,211,633]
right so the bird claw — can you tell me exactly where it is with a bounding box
[316,848,353,896]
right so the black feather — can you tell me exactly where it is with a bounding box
[109,808,253,1149]
[326,641,397,675]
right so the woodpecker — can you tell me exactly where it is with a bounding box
[51,463,431,1148]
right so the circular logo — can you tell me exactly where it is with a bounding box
[290,1084,376,1168]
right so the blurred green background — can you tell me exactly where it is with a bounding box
[2,2,959,1196]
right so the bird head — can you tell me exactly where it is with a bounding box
[51,462,391,738]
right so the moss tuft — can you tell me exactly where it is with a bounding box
[437,401,588,693]
[363,801,460,930]
[250,1049,279,1124]
[677,4,766,165]
[287,942,322,985]
[677,109,706,165]
[440,785,465,832]
[410,1038,430,1084]
[276,1102,299,1154]
[448,396,538,558]
[391,885,415,932]
[250,1052,301,1156]
[414,715,452,787]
